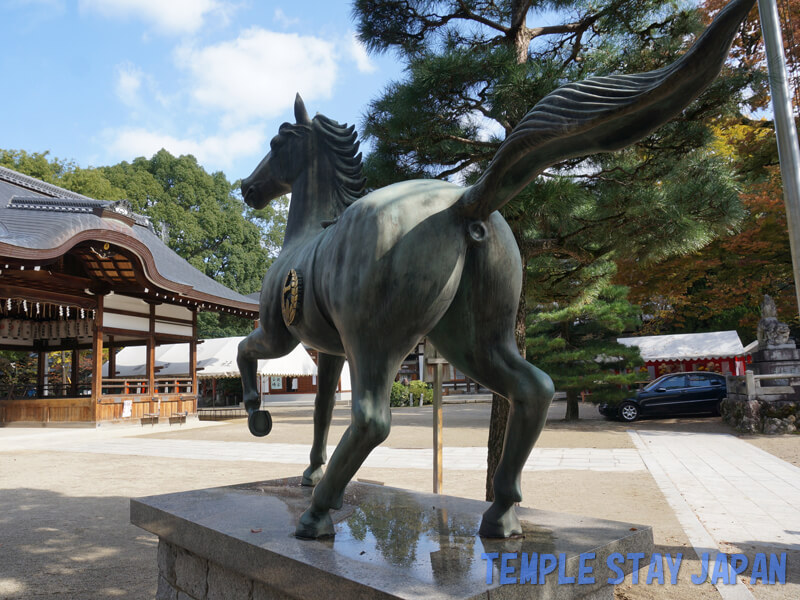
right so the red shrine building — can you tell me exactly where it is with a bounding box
[617,331,752,380]
[0,166,259,425]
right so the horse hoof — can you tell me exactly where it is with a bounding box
[301,465,323,487]
[295,508,334,539]
[479,503,522,538]
[247,410,272,437]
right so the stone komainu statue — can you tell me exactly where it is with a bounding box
[757,295,791,348]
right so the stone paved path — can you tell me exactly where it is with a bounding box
[630,430,800,552]
[0,427,645,472]
[630,430,800,600]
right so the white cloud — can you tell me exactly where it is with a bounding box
[348,34,376,74]
[273,8,298,29]
[174,27,338,126]
[463,111,506,142]
[114,62,143,106]
[104,126,267,170]
[79,0,231,35]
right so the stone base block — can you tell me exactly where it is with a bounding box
[132,478,653,600]
[722,396,799,434]
[752,347,800,363]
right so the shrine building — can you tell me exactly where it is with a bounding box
[0,166,259,425]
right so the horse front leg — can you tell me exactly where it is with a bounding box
[303,353,346,486]
[237,327,297,434]
[295,353,399,539]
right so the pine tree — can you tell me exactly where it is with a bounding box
[526,285,644,420]
[353,0,760,499]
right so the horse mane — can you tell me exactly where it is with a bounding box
[312,114,366,214]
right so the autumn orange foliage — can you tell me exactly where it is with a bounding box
[617,166,795,339]
[616,1,800,340]
[701,0,800,111]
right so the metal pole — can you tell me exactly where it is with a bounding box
[758,0,800,317]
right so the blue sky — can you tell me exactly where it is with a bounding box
[1,0,404,181]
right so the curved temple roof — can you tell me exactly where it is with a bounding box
[0,166,259,315]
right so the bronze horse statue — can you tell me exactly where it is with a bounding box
[238,0,754,539]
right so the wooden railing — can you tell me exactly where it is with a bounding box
[100,377,193,397]
[102,378,149,396]
[1,378,194,404]
[155,378,193,395]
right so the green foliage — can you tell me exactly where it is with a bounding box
[390,381,408,406]
[0,351,37,388]
[409,379,433,405]
[354,0,758,309]
[1,148,288,338]
[389,379,433,406]
[98,151,272,297]
[526,285,644,410]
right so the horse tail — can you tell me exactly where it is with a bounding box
[458,0,755,220]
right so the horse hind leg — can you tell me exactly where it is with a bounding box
[479,352,553,537]
[430,323,553,536]
[302,353,346,487]
[428,222,553,536]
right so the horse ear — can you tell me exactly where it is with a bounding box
[294,94,311,125]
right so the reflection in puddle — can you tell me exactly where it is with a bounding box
[332,488,555,586]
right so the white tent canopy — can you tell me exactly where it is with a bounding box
[617,331,746,361]
[104,336,318,379]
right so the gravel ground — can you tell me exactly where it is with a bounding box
[1,402,795,599]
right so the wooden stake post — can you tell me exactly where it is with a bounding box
[425,341,447,494]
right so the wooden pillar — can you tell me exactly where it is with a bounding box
[432,361,444,494]
[189,309,197,413]
[147,303,156,405]
[36,351,45,398]
[426,341,447,495]
[108,335,116,378]
[91,296,104,420]
[70,341,79,398]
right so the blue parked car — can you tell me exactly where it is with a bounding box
[599,371,728,422]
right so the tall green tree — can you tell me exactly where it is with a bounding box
[527,285,644,420]
[353,0,759,499]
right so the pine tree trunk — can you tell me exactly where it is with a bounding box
[485,0,534,502]
[565,388,580,421]
[485,393,508,502]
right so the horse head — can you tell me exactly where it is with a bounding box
[241,94,313,209]
[242,94,366,222]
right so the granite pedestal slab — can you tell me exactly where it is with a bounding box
[131,477,653,600]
